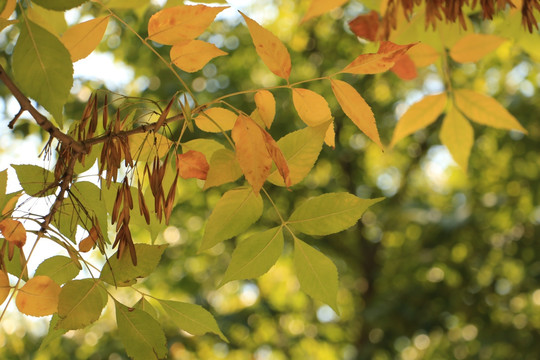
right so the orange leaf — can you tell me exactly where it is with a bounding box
[79,226,98,253]
[148,5,228,45]
[292,88,332,126]
[16,276,61,317]
[194,107,237,132]
[390,54,417,80]
[450,34,506,63]
[301,0,349,23]
[330,79,382,149]
[440,105,474,172]
[324,122,336,148]
[341,41,416,74]
[231,114,272,193]
[261,131,291,188]
[61,16,110,62]
[0,271,10,306]
[170,40,227,73]
[0,0,16,19]
[407,43,440,67]
[348,10,380,41]
[254,90,276,128]
[0,218,26,248]
[240,12,292,80]
[176,150,210,180]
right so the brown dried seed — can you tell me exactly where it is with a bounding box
[103,94,109,130]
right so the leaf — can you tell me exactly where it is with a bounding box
[129,133,173,160]
[440,105,474,172]
[148,4,228,45]
[0,0,16,18]
[254,90,276,128]
[293,237,339,312]
[1,240,27,280]
[407,42,440,67]
[31,0,88,11]
[261,130,291,187]
[203,149,243,190]
[390,54,417,80]
[454,89,527,133]
[1,192,21,217]
[115,301,168,360]
[56,279,107,330]
[0,169,6,198]
[341,41,416,75]
[170,40,227,73]
[134,297,159,320]
[199,187,263,252]
[0,271,10,305]
[288,193,383,235]
[0,218,26,247]
[330,79,383,149]
[177,150,209,180]
[267,122,327,186]
[100,244,168,286]
[194,107,237,133]
[27,4,68,36]
[240,12,291,80]
[324,121,335,148]
[348,10,380,41]
[221,227,283,285]
[301,0,349,23]
[12,20,73,124]
[16,275,61,317]
[61,16,109,62]
[390,93,447,147]
[70,182,109,243]
[34,256,80,285]
[292,88,332,126]
[12,164,56,197]
[103,0,149,9]
[39,315,67,351]
[231,114,272,193]
[181,139,224,160]
[158,300,227,341]
[450,34,506,63]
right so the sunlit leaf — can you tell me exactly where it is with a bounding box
[177,150,209,180]
[57,279,107,330]
[254,90,276,128]
[0,240,27,280]
[158,300,227,341]
[181,139,225,160]
[39,315,66,351]
[292,88,332,126]
[261,130,291,187]
[103,0,149,9]
[390,54,417,80]
[341,41,415,75]
[221,227,283,285]
[199,187,263,252]
[129,132,173,160]
[407,42,440,67]
[194,107,237,133]
[440,105,473,171]
[450,34,506,63]
[0,271,10,306]
[148,5,227,45]
[16,275,61,317]
[170,40,227,73]
[61,16,109,62]
[34,256,80,285]
[12,164,56,197]
[301,0,349,23]
[204,149,243,190]
[330,79,382,149]
[31,0,88,11]
[0,218,26,248]
[324,121,336,148]
[0,0,16,18]
[293,237,339,312]
[115,301,168,360]
[134,297,159,320]
[390,93,447,147]
[348,10,379,41]
[27,4,67,36]
[454,89,527,133]
[240,12,291,80]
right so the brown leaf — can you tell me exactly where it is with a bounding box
[348,10,380,41]
[176,150,210,180]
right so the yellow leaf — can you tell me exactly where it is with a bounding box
[292,88,332,126]
[440,105,474,171]
[324,122,335,148]
[231,115,272,193]
[240,12,291,80]
[450,34,506,63]
[341,41,416,75]
[0,271,10,306]
[148,5,227,45]
[301,0,349,23]
[407,42,440,67]
[16,276,61,317]
[2,193,21,216]
[203,149,243,190]
[454,89,527,133]
[0,0,16,19]
[27,4,67,37]
[129,133,173,160]
[61,16,110,62]
[390,93,447,148]
[0,218,26,248]
[170,40,227,73]
[254,90,275,128]
[194,107,237,132]
[330,79,382,149]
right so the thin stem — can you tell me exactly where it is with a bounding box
[261,187,286,224]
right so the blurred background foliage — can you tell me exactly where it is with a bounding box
[0,0,539,359]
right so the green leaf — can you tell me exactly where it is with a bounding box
[31,0,88,11]
[267,123,328,186]
[56,279,107,330]
[12,164,56,197]
[199,187,263,252]
[12,20,73,125]
[221,227,283,285]
[70,181,109,242]
[103,0,150,9]
[52,197,78,241]
[1,239,28,280]
[181,139,225,160]
[203,148,243,189]
[293,237,339,312]
[39,314,67,351]
[134,297,159,320]
[288,193,383,236]
[100,244,168,286]
[158,300,227,341]
[0,169,6,198]
[34,255,80,285]
[115,301,168,360]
